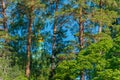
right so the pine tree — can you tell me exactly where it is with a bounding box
[91,0,118,34]
[51,0,58,78]
[68,0,90,79]
[10,0,45,79]
[47,0,69,78]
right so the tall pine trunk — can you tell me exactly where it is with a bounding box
[99,0,103,54]
[51,24,57,77]
[79,7,84,49]
[99,0,103,33]
[26,0,34,78]
[1,0,7,33]
[79,7,84,80]
[26,17,32,78]
[51,0,58,78]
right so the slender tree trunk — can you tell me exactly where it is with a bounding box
[79,7,85,80]
[51,24,57,77]
[26,17,32,78]
[26,0,34,78]
[79,7,84,49]
[99,0,102,33]
[99,0,103,54]
[1,0,8,78]
[98,24,102,33]
[51,0,58,78]
[1,0,7,33]
[81,71,85,80]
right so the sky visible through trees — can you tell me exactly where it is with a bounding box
[0,0,120,80]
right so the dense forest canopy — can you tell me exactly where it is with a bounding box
[0,0,120,80]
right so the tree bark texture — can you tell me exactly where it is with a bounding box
[51,0,58,78]
[26,0,34,78]
[79,6,85,80]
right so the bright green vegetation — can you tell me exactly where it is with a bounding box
[0,0,120,80]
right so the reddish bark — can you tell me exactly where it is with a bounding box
[79,6,85,80]
[1,0,7,32]
[26,0,34,78]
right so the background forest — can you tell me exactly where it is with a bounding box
[0,0,120,80]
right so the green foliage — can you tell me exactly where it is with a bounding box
[87,33,113,53]
[0,0,120,80]
[91,9,117,27]
[55,33,113,79]
[55,60,77,80]
[0,57,27,80]
[93,69,120,80]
